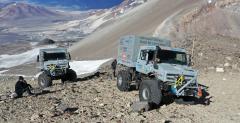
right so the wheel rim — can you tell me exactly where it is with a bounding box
[118,76,123,86]
[40,79,45,86]
[142,88,150,100]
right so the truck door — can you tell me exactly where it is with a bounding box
[136,50,154,74]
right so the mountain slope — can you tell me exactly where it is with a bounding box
[70,0,199,60]
[0,3,60,20]
[0,2,15,8]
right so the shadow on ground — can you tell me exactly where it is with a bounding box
[33,88,64,97]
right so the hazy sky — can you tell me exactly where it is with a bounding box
[0,0,124,10]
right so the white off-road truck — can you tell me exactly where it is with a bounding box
[37,48,77,88]
[116,36,205,106]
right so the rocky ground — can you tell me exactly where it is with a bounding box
[0,42,32,55]
[0,0,240,123]
[0,64,240,123]
[154,0,240,72]
[177,35,240,72]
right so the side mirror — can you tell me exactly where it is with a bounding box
[37,55,39,62]
[68,53,71,60]
[146,60,149,65]
[187,54,194,66]
[190,61,194,66]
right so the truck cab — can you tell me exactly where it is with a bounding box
[38,48,71,72]
[136,46,198,96]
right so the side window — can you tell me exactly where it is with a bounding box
[140,50,155,61]
[140,50,147,60]
[42,52,46,61]
[148,51,154,61]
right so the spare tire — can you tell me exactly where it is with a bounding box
[117,70,131,91]
[139,80,162,106]
[38,72,52,88]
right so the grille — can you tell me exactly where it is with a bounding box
[166,74,194,82]
[184,75,195,82]
[166,74,178,81]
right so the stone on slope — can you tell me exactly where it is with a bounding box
[131,101,150,112]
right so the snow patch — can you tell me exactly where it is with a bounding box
[0,74,32,78]
[0,70,8,74]
[34,59,111,78]
[70,59,111,75]
[55,20,84,30]
[0,45,56,69]
[30,42,38,46]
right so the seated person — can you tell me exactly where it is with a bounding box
[14,76,33,98]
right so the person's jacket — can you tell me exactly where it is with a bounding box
[15,80,30,94]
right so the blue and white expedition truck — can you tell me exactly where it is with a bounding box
[116,35,205,106]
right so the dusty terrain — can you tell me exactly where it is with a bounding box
[70,0,199,60]
[0,0,240,123]
[0,66,239,123]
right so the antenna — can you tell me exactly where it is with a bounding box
[191,7,197,61]
[191,36,195,60]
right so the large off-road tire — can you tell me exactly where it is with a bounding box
[117,70,131,91]
[62,69,77,83]
[139,80,162,106]
[38,72,52,88]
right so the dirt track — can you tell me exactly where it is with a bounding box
[70,0,199,60]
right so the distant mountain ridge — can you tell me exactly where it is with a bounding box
[31,0,124,10]
[0,0,124,10]
[0,2,61,20]
[0,2,15,8]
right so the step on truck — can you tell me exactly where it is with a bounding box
[37,48,77,88]
[116,35,205,106]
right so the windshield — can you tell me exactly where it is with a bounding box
[157,50,187,65]
[44,52,66,61]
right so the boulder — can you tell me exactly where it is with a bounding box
[216,67,224,72]
[224,63,230,67]
[58,103,69,112]
[225,57,232,61]
[131,101,150,112]
[38,38,55,45]
[30,113,40,121]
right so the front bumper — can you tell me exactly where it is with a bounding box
[50,68,66,77]
[169,76,200,97]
